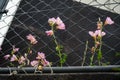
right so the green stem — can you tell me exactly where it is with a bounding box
[98,37,102,66]
[90,39,97,66]
[98,27,103,66]
[90,54,94,66]
[51,26,63,67]
[27,44,32,54]
[81,41,88,66]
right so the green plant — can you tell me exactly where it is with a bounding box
[88,17,114,66]
[45,17,67,67]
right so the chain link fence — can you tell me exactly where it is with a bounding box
[0,0,120,67]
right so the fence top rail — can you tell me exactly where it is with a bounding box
[0,65,120,74]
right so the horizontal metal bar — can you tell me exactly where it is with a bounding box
[0,65,120,74]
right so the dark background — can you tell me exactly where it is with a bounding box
[0,0,120,67]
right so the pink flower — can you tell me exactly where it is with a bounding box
[36,52,45,59]
[42,59,50,66]
[105,17,114,25]
[56,17,65,30]
[4,54,10,60]
[56,17,63,25]
[48,17,56,26]
[45,30,53,36]
[89,31,97,38]
[31,60,39,67]
[89,30,106,38]
[10,54,18,62]
[12,45,19,53]
[26,34,38,44]
[18,56,26,64]
[95,30,106,37]
[48,17,66,30]
[56,23,65,30]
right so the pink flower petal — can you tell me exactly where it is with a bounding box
[56,23,65,30]
[36,52,45,59]
[26,34,38,44]
[13,48,19,53]
[18,56,26,64]
[42,59,50,67]
[95,30,106,37]
[56,17,63,25]
[45,30,53,36]
[105,17,114,25]
[31,60,39,67]
[89,31,96,37]
[10,55,18,62]
[89,31,94,36]
[12,45,19,53]
[101,32,106,36]
[4,54,10,60]
[48,17,56,25]
[95,30,100,36]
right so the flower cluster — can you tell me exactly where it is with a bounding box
[45,17,65,36]
[2,16,114,69]
[89,30,106,39]
[4,46,26,65]
[31,52,50,70]
[45,17,67,66]
[3,34,50,70]
[88,17,114,65]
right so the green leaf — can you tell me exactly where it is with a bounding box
[56,46,59,51]
[115,52,120,57]
[60,53,67,64]
[97,51,102,60]
[56,45,63,52]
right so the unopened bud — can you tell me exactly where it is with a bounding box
[38,65,43,71]
[91,47,95,54]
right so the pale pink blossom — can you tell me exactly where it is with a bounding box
[56,23,65,30]
[89,31,97,38]
[13,48,19,52]
[4,54,10,60]
[45,30,53,36]
[95,30,106,37]
[42,59,50,66]
[48,17,66,30]
[10,54,18,62]
[56,17,65,30]
[89,30,106,38]
[31,60,39,67]
[56,17,63,25]
[105,17,114,25]
[36,52,45,59]
[48,17,56,25]
[26,34,38,44]
[12,45,19,53]
[18,56,26,64]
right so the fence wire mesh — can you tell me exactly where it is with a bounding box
[0,0,120,67]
